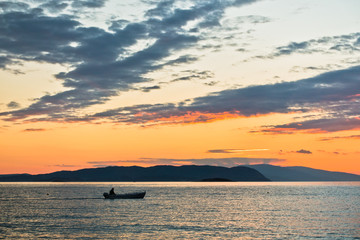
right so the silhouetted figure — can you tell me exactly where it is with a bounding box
[109,188,115,195]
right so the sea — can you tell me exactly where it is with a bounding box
[0,182,359,239]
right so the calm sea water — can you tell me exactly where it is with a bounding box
[0,182,359,239]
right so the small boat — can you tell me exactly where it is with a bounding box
[103,191,146,199]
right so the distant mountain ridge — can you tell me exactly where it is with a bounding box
[1,164,358,182]
[245,164,360,181]
[0,165,269,182]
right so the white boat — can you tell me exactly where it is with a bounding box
[103,191,146,199]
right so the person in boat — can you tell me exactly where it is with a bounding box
[109,188,115,195]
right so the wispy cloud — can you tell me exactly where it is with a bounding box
[258,117,360,134]
[317,150,347,155]
[170,70,214,83]
[207,149,269,153]
[254,32,360,59]
[23,128,47,132]
[88,157,284,168]
[50,164,81,168]
[319,135,360,141]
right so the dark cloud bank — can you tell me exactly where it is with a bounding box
[0,0,359,134]
[93,65,360,133]
[0,0,258,121]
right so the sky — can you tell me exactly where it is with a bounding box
[0,0,360,175]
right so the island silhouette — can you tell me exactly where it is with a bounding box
[0,165,268,182]
[0,164,359,182]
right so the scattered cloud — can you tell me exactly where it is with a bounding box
[317,150,347,155]
[202,14,272,51]
[138,85,161,93]
[296,149,312,154]
[7,101,20,109]
[290,64,343,73]
[257,32,360,59]
[170,70,214,83]
[234,15,272,25]
[246,32,360,73]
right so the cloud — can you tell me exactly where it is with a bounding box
[25,0,106,13]
[3,62,359,136]
[317,150,347,155]
[0,10,84,66]
[296,149,312,154]
[0,56,12,69]
[71,0,106,9]
[81,65,360,131]
[207,149,269,153]
[7,101,20,109]
[23,128,47,132]
[0,0,258,121]
[1,1,358,137]
[0,1,30,12]
[161,55,199,66]
[234,15,272,25]
[139,85,161,92]
[289,64,344,74]
[247,32,360,70]
[194,13,271,53]
[51,164,81,168]
[170,70,214,83]
[274,41,310,56]
[265,32,360,58]
[258,117,360,134]
[88,156,284,168]
[39,1,69,13]
[319,135,360,141]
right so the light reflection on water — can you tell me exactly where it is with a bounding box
[0,182,359,239]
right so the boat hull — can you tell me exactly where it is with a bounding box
[103,191,146,199]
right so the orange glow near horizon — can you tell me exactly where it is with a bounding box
[1,113,359,175]
[1,0,360,179]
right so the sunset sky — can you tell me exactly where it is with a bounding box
[0,0,360,174]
